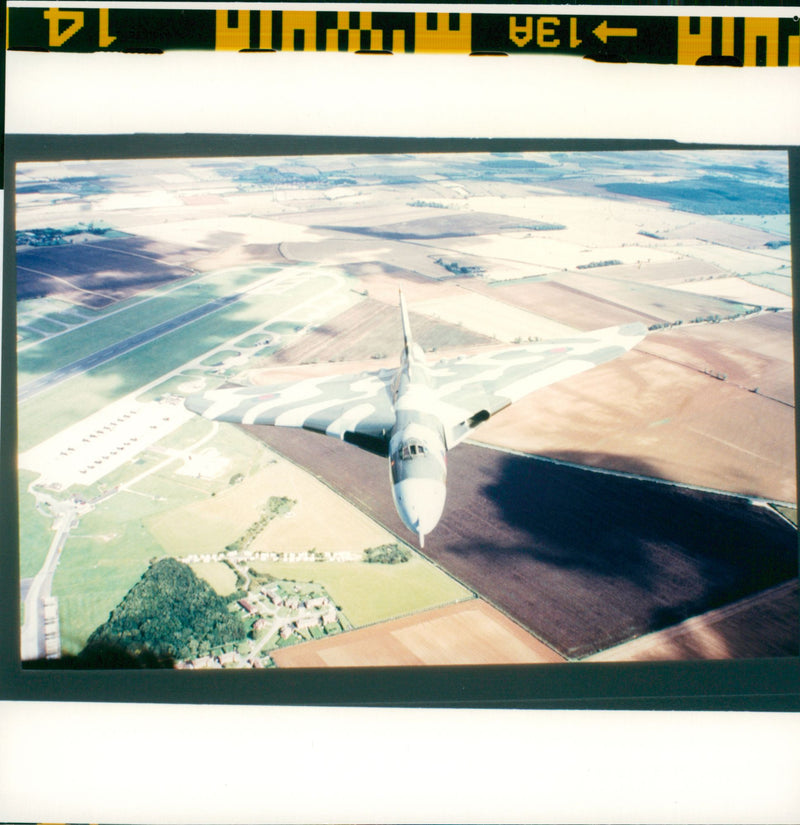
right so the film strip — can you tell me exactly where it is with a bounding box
[7,8,800,66]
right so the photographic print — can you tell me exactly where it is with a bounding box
[15,148,797,670]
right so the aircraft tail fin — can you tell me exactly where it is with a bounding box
[399,290,413,356]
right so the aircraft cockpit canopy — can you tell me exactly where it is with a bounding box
[400,440,427,460]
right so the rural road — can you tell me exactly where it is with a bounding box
[20,497,77,660]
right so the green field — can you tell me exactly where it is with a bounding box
[18,470,53,580]
[236,333,268,347]
[201,350,239,366]
[72,452,166,500]
[26,316,64,335]
[17,275,332,451]
[53,502,167,654]
[247,557,472,628]
[190,561,239,596]
[18,282,219,382]
[136,372,207,402]
[16,327,44,345]
[18,370,126,453]
[50,427,276,652]
[743,273,793,297]
[17,265,281,383]
[144,477,279,557]
[46,311,90,326]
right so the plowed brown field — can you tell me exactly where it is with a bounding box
[586,580,799,661]
[472,315,795,503]
[272,599,565,667]
[251,423,797,660]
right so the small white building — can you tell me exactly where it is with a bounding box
[295,614,320,630]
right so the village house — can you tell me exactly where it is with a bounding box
[262,585,284,606]
[217,651,238,666]
[237,598,255,614]
[190,655,219,669]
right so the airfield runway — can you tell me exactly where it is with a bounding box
[17,293,241,402]
[247,425,798,660]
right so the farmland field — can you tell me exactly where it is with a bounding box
[587,580,799,661]
[50,427,276,651]
[550,271,758,324]
[247,556,472,629]
[53,497,170,653]
[17,280,227,381]
[272,599,564,666]
[415,291,577,341]
[17,469,53,579]
[16,236,198,306]
[16,149,795,666]
[17,274,335,451]
[254,426,797,659]
[262,297,496,368]
[473,334,795,502]
[190,561,238,596]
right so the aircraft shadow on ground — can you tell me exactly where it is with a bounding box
[203,427,799,662]
[24,642,175,670]
[438,446,798,659]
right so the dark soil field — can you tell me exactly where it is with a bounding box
[16,236,197,307]
[589,580,799,661]
[247,426,798,660]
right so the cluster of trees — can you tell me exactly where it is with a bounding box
[232,165,357,190]
[84,558,246,661]
[16,223,111,248]
[518,222,566,231]
[576,259,623,270]
[648,304,760,332]
[225,496,296,554]
[433,257,485,277]
[363,544,411,565]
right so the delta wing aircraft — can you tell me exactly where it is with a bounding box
[186,293,646,546]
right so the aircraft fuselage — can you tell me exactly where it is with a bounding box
[388,309,447,547]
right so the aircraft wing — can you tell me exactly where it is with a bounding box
[428,323,647,449]
[185,368,397,455]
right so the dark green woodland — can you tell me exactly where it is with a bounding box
[85,557,246,661]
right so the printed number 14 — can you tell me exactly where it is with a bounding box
[43,8,116,47]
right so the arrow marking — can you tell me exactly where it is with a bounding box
[593,21,638,43]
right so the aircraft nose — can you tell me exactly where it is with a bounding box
[392,478,446,543]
